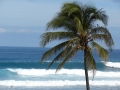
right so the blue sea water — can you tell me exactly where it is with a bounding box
[0,46,120,90]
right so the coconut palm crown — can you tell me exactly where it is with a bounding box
[40,2,114,90]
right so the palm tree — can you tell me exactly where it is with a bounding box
[40,2,114,90]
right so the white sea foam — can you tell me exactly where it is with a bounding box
[0,80,120,86]
[105,62,120,68]
[7,68,84,76]
[7,68,120,77]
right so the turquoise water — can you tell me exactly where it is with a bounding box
[0,47,120,90]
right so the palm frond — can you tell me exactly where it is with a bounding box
[89,27,114,50]
[61,2,84,34]
[74,16,84,34]
[88,9,108,26]
[96,9,108,26]
[86,48,96,79]
[61,1,82,13]
[47,50,64,69]
[49,37,80,68]
[82,5,97,29]
[92,34,113,50]
[61,37,79,56]
[89,27,110,35]
[56,45,79,72]
[47,16,73,30]
[91,41,109,62]
[68,7,81,17]
[47,37,80,69]
[41,40,69,63]
[40,32,75,47]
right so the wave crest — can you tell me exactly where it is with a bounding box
[105,62,120,68]
[0,80,120,86]
[7,68,120,77]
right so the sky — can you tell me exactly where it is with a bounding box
[0,0,120,48]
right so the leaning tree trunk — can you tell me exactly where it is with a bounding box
[84,48,90,90]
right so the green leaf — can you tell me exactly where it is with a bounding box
[56,45,78,72]
[89,27,114,51]
[40,32,74,47]
[86,48,96,79]
[91,41,109,62]
[41,40,69,63]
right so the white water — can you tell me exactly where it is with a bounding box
[7,68,120,77]
[105,62,120,68]
[3,62,120,89]
[0,80,120,86]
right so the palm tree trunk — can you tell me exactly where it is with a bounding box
[84,48,90,90]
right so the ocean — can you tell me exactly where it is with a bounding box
[0,46,120,90]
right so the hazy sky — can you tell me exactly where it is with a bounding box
[0,0,120,48]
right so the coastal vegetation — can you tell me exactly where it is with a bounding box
[40,2,114,90]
